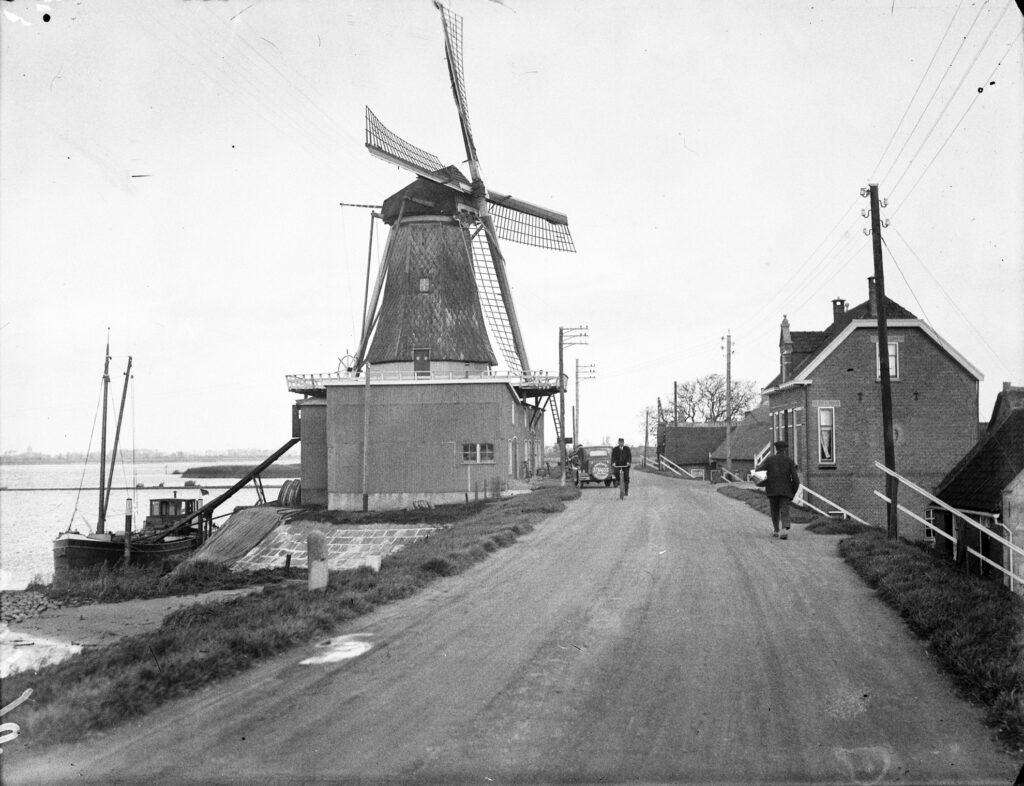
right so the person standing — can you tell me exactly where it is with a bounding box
[611,438,632,496]
[756,440,800,539]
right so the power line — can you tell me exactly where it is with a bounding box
[887,0,1014,195]
[870,0,966,181]
[877,0,994,186]
[893,29,1023,214]
[880,235,930,324]
[891,226,1013,374]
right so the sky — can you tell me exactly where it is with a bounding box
[1,0,1022,454]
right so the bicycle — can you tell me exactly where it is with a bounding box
[613,464,630,499]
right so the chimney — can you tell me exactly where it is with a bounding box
[867,276,878,317]
[1004,381,1012,392]
[779,315,793,382]
[831,297,847,324]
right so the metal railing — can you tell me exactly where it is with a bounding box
[286,368,564,392]
[656,454,702,480]
[794,484,874,528]
[874,460,1023,593]
[719,466,744,484]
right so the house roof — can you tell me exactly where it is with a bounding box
[660,423,728,465]
[710,404,770,461]
[987,384,1024,432]
[766,296,916,390]
[933,409,1024,512]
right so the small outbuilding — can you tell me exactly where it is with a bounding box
[657,422,728,480]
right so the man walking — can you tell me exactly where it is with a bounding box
[611,438,632,496]
[756,440,800,539]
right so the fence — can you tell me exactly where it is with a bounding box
[874,461,1022,593]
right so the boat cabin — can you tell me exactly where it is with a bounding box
[144,497,202,531]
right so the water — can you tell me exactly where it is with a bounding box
[0,461,275,590]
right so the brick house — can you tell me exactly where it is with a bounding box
[762,277,983,527]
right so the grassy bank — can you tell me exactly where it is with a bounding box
[716,485,872,535]
[23,562,297,607]
[1,485,579,748]
[839,530,1024,749]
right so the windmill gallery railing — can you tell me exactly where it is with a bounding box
[286,369,564,393]
[873,461,1023,593]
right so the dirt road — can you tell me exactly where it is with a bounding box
[9,474,1019,782]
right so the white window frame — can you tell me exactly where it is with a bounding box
[461,442,496,464]
[875,340,900,380]
[923,508,936,543]
[817,406,836,465]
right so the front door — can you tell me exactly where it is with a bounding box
[413,348,430,378]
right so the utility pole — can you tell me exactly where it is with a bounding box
[574,359,596,448]
[673,380,678,424]
[558,325,588,486]
[865,183,898,539]
[644,408,651,468]
[723,330,733,472]
[656,397,664,469]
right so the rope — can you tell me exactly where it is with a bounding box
[67,379,104,533]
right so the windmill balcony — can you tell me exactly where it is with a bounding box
[285,368,565,397]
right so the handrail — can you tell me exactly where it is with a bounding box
[719,466,744,483]
[754,442,772,467]
[874,461,1024,561]
[286,369,563,391]
[658,454,701,480]
[137,438,299,543]
[795,484,874,528]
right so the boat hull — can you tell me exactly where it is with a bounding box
[53,534,197,574]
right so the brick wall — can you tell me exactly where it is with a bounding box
[770,326,979,530]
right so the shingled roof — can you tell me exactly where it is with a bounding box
[765,293,916,390]
[934,409,1024,513]
[660,423,728,465]
[710,403,770,461]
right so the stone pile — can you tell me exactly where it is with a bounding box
[1,591,63,624]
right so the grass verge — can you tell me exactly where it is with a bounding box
[838,529,1024,750]
[716,484,872,533]
[1,485,580,749]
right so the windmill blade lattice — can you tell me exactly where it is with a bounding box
[469,228,522,375]
[434,2,476,156]
[488,201,576,252]
[365,107,446,175]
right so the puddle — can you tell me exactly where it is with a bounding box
[300,633,375,666]
[0,625,83,678]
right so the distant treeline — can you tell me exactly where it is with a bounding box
[1,449,289,465]
[181,463,302,479]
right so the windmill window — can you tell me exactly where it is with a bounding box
[418,277,431,293]
[462,443,495,463]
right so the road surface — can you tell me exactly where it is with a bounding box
[9,473,1020,782]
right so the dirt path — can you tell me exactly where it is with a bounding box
[7,475,1020,782]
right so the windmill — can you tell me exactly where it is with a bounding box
[355,1,575,378]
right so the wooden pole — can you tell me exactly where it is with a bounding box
[869,183,899,539]
[644,408,650,468]
[123,497,132,569]
[97,335,111,534]
[673,381,678,424]
[725,332,732,472]
[574,357,580,447]
[361,362,372,512]
[104,357,132,518]
[558,327,566,487]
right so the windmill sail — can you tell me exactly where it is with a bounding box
[365,108,471,192]
[487,200,575,252]
[468,227,522,375]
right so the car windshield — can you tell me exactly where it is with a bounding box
[588,448,610,457]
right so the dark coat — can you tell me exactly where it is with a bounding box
[611,445,632,467]
[757,453,800,498]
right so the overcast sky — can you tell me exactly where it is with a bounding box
[2,0,1022,454]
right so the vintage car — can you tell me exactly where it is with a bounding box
[571,445,617,488]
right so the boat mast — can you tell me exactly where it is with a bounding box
[103,356,132,520]
[97,334,111,534]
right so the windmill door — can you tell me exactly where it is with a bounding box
[413,348,430,378]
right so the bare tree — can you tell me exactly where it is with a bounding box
[656,375,758,424]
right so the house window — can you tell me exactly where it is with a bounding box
[817,407,835,465]
[924,508,936,543]
[462,443,495,463]
[875,341,900,380]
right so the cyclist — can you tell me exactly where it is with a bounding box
[610,438,632,497]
